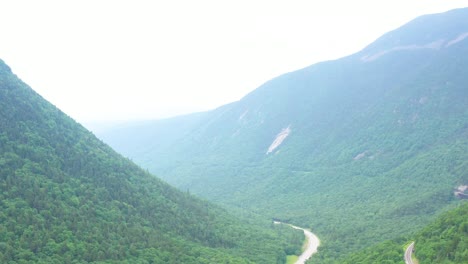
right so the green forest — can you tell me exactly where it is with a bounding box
[340,240,406,264]
[0,59,303,263]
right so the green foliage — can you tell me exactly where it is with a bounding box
[0,59,302,263]
[339,240,406,264]
[414,202,468,263]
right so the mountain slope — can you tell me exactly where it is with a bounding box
[0,59,302,263]
[98,8,468,262]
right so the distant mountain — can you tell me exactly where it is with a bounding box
[0,59,302,263]
[98,8,468,262]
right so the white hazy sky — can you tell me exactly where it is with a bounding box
[1,1,468,123]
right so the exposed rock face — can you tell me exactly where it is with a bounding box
[266,126,291,154]
[454,185,468,199]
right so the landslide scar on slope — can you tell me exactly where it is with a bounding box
[266,126,291,154]
[446,32,468,47]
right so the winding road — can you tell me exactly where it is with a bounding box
[275,221,320,264]
[279,221,417,264]
[405,242,415,264]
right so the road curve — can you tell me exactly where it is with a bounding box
[275,221,320,264]
[405,242,415,264]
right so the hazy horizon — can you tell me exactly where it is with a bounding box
[2,1,468,124]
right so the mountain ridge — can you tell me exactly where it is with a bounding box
[98,8,468,262]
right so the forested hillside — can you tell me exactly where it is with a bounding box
[98,8,468,262]
[0,59,302,263]
[341,240,406,264]
[414,202,467,263]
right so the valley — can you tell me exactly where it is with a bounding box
[98,7,468,263]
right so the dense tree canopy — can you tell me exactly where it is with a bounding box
[0,59,303,263]
[415,202,468,263]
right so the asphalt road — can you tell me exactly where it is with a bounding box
[291,225,320,264]
[405,242,415,264]
[274,221,320,264]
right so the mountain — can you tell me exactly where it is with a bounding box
[98,8,468,262]
[0,59,303,263]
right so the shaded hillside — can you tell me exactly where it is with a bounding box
[0,59,302,263]
[98,8,468,262]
